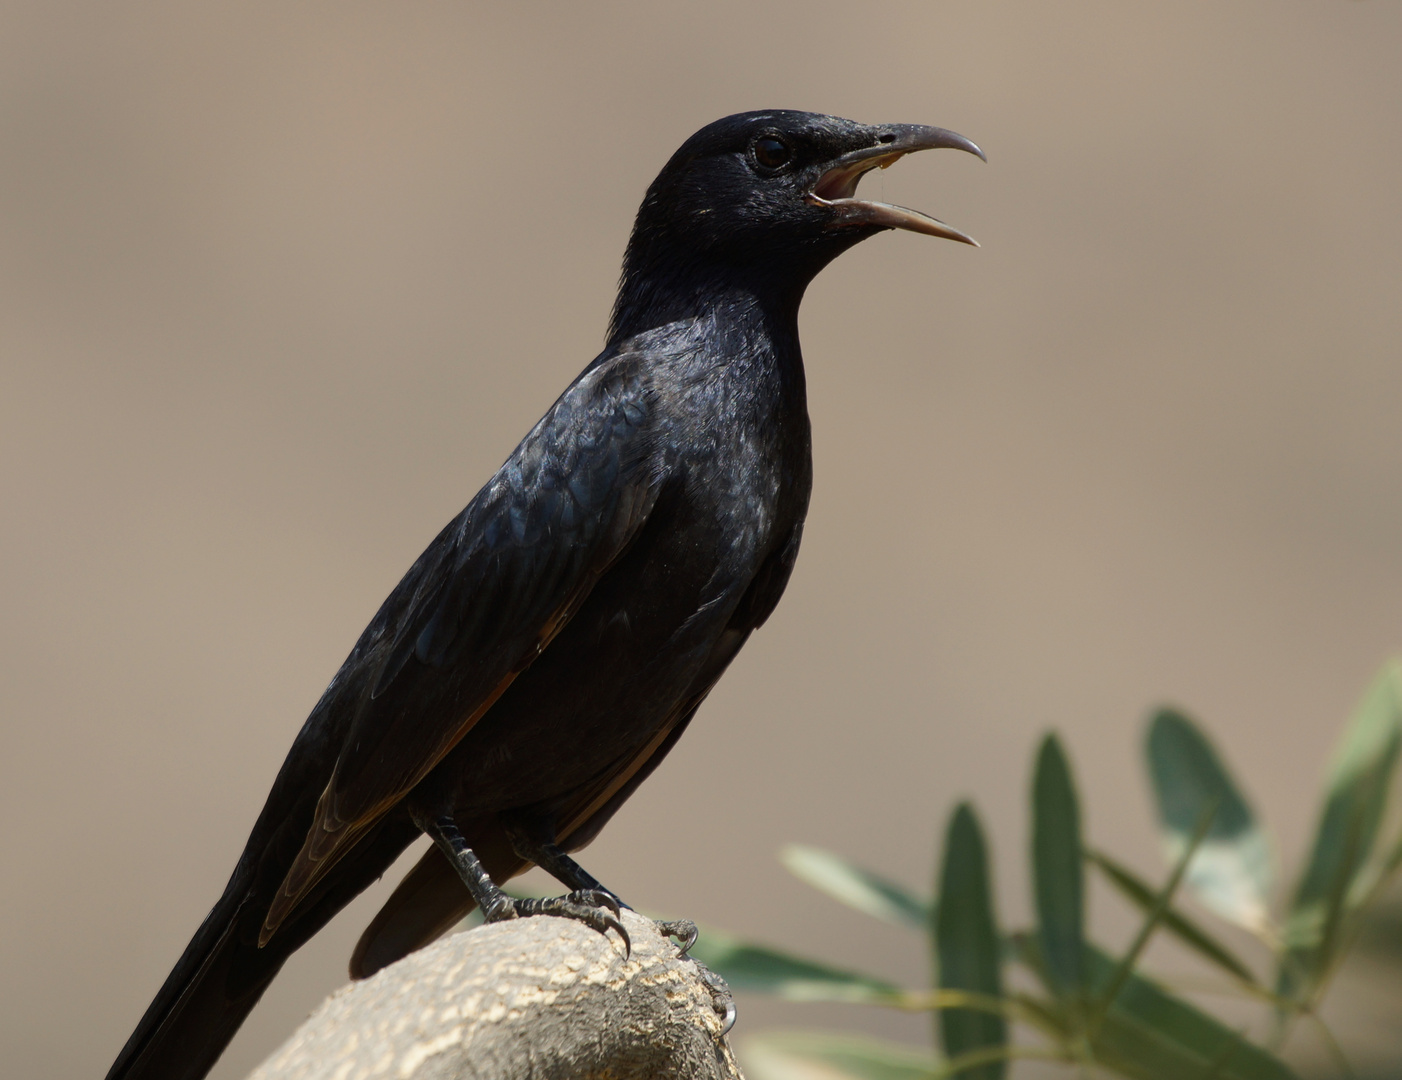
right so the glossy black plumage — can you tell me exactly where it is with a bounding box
[106,110,981,1080]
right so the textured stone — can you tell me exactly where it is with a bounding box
[247,911,741,1080]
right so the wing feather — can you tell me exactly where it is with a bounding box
[261,354,662,944]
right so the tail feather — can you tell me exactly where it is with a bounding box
[104,883,286,1080]
[106,819,418,1080]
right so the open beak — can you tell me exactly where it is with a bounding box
[807,124,984,246]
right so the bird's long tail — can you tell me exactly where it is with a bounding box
[105,819,418,1080]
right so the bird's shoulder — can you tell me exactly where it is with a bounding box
[321,319,747,711]
[354,340,689,698]
[266,343,679,871]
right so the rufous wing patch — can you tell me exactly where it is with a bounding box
[259,666,524,947]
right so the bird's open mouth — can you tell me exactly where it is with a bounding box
[806,125,984,246]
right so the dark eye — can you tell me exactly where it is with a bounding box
[753,135,793,170]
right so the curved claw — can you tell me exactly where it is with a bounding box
[692,960,736,1037]
[564,899,631,958]
[573,901,630,958]
[654,919,699,957]
[571,888,622,918]
[719,997,737,1037]
[491,892,631,958]
[565,894,630,957]
[609,915,632,960]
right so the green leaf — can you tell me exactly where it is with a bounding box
[1145,709,1273,933]
[742,1032,940,1080]
[1032,733,1085,1003]
[1349,897,1402,964]
[1009,935,1300,1080]
[1280,660,1402,997]
[686,927,905,1005]
[935,804,1006,1079]
[1084,948,1300,1080]
[781,844,931,931]
[1088,802,1216,1039]
[1089,849,1259,985]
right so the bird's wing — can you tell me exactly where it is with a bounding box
[348,625,756,978]
[344,517,806,974]
[262,353,663,943]
[346,686,712,979]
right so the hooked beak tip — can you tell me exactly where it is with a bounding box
[808,124,983,246]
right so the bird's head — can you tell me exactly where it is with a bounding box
[611,110,983,340]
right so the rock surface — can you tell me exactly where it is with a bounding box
[247,909,742,1080]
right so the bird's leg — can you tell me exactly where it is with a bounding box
[416,812,630,954]
[500,814,699,958]
[501,815,621,899]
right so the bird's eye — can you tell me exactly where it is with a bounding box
[753,135,793,170]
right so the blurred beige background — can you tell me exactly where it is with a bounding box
[2,2,1401,1077]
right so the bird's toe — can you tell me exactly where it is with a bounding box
[654,918,699,957]
[506,893,632,957]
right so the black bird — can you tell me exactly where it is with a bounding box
[107,110,982,1080]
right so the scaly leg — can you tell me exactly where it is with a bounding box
[500,813,698,957]
[415,811,630,954]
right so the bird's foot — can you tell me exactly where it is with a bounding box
[694,960,737,1035]
[484,889,631,957]
[650,919,734,1035]
[654,918,699,957]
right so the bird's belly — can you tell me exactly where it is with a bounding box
[423,506,756,816]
